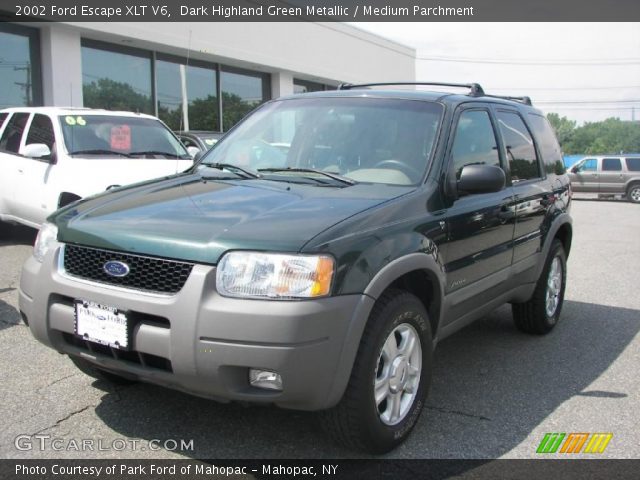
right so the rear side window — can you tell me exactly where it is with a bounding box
[0,112,30,153]
[450,110,501,179]
[25,114,55,152]
[496,111,540,182]
[602,158,622,171]
[527,114,565,175]
[626,158,640,171]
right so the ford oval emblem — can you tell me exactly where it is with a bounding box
[103,260,130,278]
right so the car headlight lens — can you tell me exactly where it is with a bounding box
[216,252,335,299]
[33,223,58,263]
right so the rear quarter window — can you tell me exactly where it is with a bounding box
[625,158,640,171]
[0,112,8,131]
[527,113,566,175]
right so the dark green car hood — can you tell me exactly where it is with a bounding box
[52,174,411,264]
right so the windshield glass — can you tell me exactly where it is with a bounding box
[199,97,443,185]
[60,115,190,158]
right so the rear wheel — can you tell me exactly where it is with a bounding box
[512,239,567,334]
[69,356,136,385]
[627,183,640,204]
[321,290,432,453]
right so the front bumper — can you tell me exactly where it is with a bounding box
[19,243,373,410]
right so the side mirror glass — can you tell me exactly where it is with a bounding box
[457,164,506,195]
[22,143,52,160]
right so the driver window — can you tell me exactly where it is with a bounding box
[578,158,597,171]
[450,110,501,179]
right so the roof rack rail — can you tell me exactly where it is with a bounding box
[337,82,485,97]
[484,94,533,106]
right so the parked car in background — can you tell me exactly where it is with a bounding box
[175,130,223,158]
[0,107,193,229]
[567,155,640,203]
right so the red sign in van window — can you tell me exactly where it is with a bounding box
[110,125,131,151]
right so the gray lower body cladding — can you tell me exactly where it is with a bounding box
[19,243,372,410]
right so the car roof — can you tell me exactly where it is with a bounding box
[0,106,157,120]
[278,88,544,114]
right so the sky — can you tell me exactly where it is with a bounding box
[350,23,640,125]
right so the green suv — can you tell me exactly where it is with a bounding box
[20,83,572,453]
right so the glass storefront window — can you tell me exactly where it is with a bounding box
[156,58,219,132]
[81,41,153,114]
[80,40,271,132]
[221,68,270,130]
[0,24,41,108]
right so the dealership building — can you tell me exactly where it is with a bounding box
[0,22,416,131]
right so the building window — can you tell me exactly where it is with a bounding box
[79,39,271,132]
[81,40,153,114]
[156,56,219,132]
[221,67,270,131]
[0,24,42,108]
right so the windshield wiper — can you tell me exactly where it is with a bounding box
[68,149,132,158]
[258,167,357,186]
[203,163,261,179]
[129,150,190,159]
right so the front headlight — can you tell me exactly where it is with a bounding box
[33,223,58,263]
[216,251,335,299]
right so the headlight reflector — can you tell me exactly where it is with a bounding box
[216,252,335,299]
[33,223,58,263]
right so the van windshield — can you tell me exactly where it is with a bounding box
[60,115,190,159]
[199,97,443,186]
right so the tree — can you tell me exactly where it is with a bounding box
[83,78,152,114]
[546,113,576,147]
[547,113,640,154]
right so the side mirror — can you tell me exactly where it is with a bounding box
[22,143,52,160]
[457,164,506,195]
[571,166,579,173]
[187,146,201,159]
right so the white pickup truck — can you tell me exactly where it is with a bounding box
[0,107,194,229]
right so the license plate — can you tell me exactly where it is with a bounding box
[75,300,129,349]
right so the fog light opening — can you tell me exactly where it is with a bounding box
[249,369,283,391]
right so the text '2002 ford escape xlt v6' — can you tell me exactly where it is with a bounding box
[20,82,572,453]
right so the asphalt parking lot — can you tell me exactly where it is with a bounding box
[0,199,638,460]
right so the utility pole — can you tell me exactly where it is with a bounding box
[13,63,32,106]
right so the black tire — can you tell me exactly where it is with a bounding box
[69,356,136,385]
[512,239,567,334]
[320,289,433,454]
[627,183,640,204]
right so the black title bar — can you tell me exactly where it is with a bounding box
[1,0,639,22]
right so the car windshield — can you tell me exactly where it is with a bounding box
[198,97,443,186]
[60,115,190,159]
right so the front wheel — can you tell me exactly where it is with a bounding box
[512,239,567,334]
[321,290,432,453]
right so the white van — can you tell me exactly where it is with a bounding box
[0,107,193,228]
